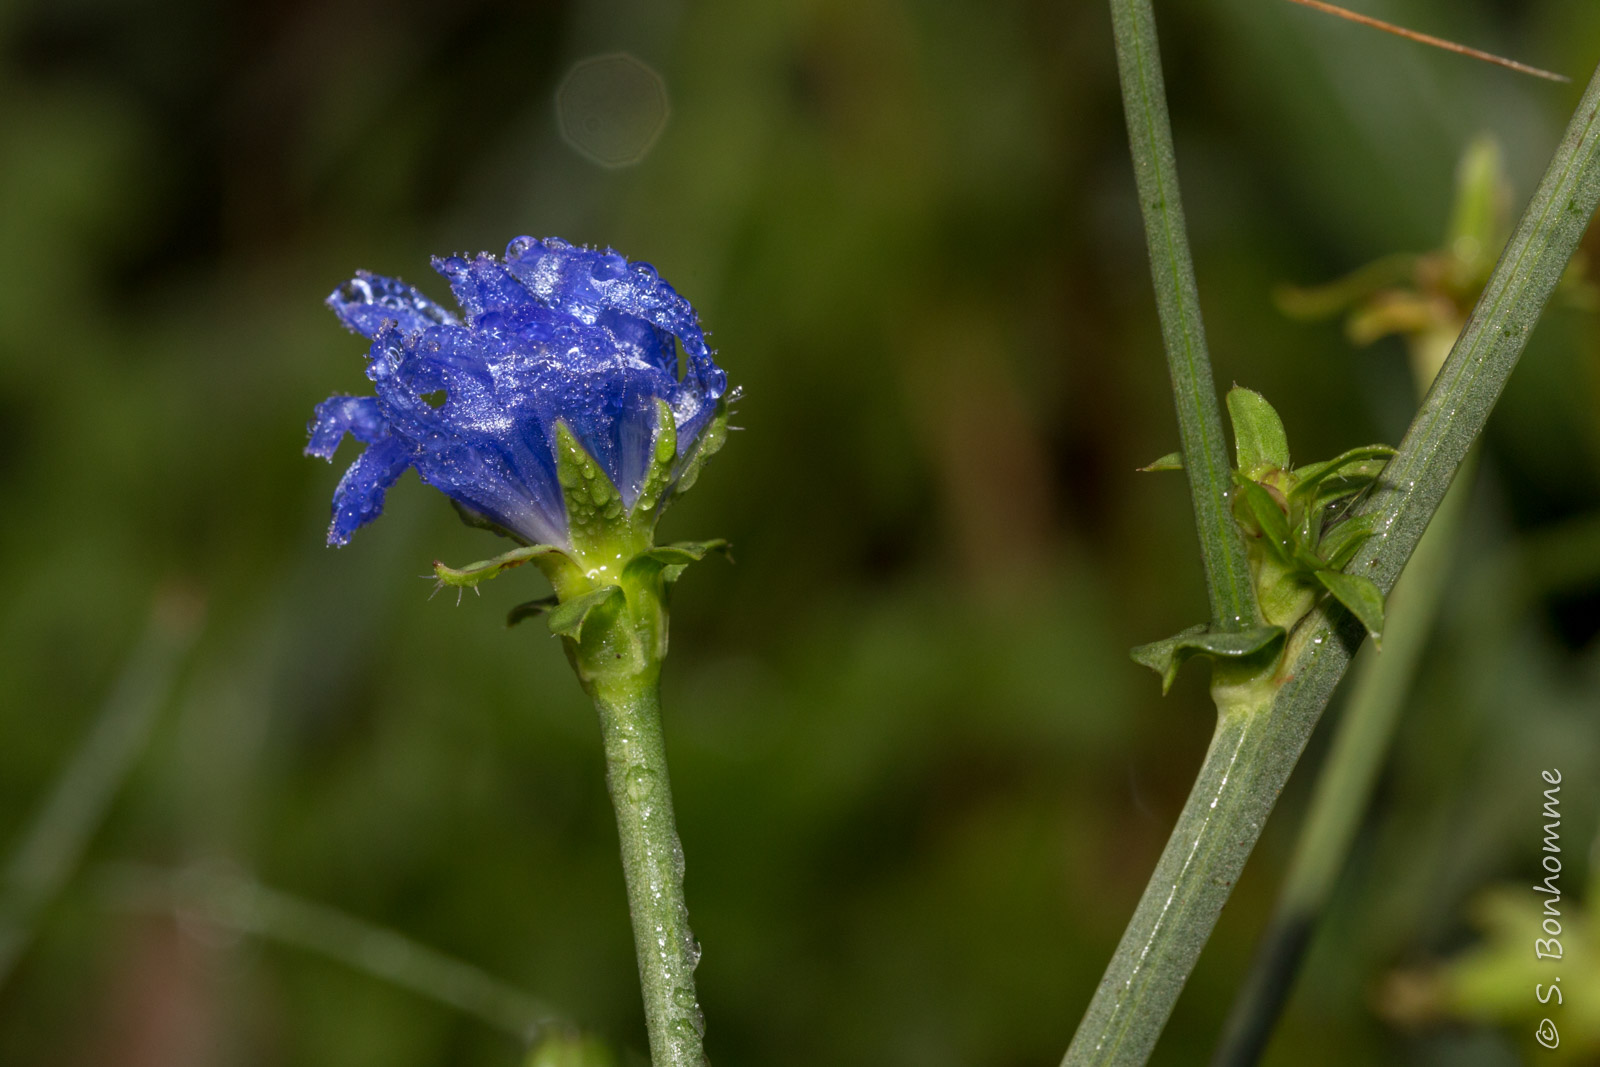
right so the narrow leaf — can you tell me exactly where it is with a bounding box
[1131,623,1285,694]
[1314,570,1385,645]
[1290,446,1396,505]
[621,540,732,585]
[1227,387,1291,477]
[1233,478,1293,562]
[1140,452,1184,472]
[1317,514,1378,570]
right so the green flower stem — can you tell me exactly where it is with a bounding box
[1067,54,1600,1067]
[1110,0,1259,632]
[1209,451,1475,1067]
[588,669,705,1067]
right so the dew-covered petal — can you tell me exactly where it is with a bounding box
[503,236,726,396]
[327,436,411,546]
[305,395,388,459]
[327,271,458,339]
[432,253,540,326]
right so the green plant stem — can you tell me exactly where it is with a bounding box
[1110,0,1258,632]
[1209,451,1475,1067]
[0,590,202,986]
[101,862,564,1042]
[589,674,705,1067]
[1065,56,1600,1067]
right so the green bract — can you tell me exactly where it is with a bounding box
[1134,386,1394,693]
[430,397,730,680]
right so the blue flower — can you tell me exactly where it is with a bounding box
[306,236,727,550]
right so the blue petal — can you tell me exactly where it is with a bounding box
[305,395,388,459]
[431,254,540,326]
[327,271,459,339]
[327,435,411,546]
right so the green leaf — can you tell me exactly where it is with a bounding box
[1314,569,1385,646]
[506,596,560,628]
[1140,451,1184,472]
[621,539,731,585]
[1290,446,1396,505]
[1308,466,1387,508]
[1226,387,1291,478]
[545,586,624,643]
[1232,477,1293,563]
[1131,623,1286,694]
[1317,514,1378,570]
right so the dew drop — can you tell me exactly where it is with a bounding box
[626,766,656,803]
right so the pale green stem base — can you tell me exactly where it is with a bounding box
[589,675,706,1067]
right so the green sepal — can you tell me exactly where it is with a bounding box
[1290,446,1396,506]
[506,595,560,628]
[671,397,729,498]
[1140,451,1184,472]
[1131,623,1286,695]
[629,398,680,519]
[1226,387,1291,479]
[433,544,569,591]
[545,585,624,643]
[1317,514,1379,570]
[620,539,731,586]
[555,422,630,558]
[1314,569,1385,646]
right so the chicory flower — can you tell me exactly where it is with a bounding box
[305,236,728,555]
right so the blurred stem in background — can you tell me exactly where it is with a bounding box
[1066,1,1600,1060]
[0,589,203,987]
[101,862,570,1045]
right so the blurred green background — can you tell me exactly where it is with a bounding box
[2,0,1599,1064]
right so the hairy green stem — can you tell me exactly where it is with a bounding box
[1110,0,1258,632]
[1067,55,1600,1067]
[590,674,705,1067]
